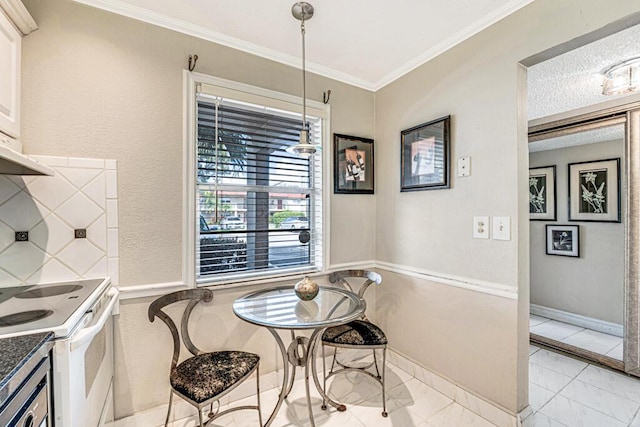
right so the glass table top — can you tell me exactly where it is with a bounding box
[233,285,366,329]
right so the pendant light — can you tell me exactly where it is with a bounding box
[287,2,318,157]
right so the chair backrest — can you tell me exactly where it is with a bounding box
[328,270,382,300]
[148,288,213,370]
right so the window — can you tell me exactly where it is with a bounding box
[188,76,327,285]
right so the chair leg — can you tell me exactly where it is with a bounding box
[164,391,173,427]
[198,408,204,427]
[256,363,263,426]
[321,344,327,410]
[330,347,337,374]
[373,349,381,379]
[381,347,388,417]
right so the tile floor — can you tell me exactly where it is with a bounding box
[526,344,640,426]
[530,314,623,360]
[159,363,495,427]
[152,345,640,427]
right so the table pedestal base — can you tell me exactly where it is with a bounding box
[264,328,345,427]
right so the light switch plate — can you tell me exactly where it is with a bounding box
[492,216,511,240]
[473,216,489,239]
[458,156,471,177]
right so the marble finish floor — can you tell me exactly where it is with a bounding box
[132,346,640,426]
[530,314,623,360]
[158,363,495,427]
[526,344,640,426]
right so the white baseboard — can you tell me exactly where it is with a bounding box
[530,304,623,338]
[113,350,516,427]
[517,405,534,426]
[387,349,517,427]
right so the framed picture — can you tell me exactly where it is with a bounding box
[529,165,556,221]
[401,115,450,191]
[568,158,620,222]
[546,225,580,257]
[333,133,374,194]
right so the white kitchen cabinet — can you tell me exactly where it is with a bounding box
[0,9,21,138]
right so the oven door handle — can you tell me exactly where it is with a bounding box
[70,288,119,351]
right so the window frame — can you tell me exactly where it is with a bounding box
[183,71,331,288]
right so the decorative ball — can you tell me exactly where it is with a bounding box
[294,276,319,301]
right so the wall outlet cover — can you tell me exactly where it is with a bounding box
[473,216,489,239]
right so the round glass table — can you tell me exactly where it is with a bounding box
[233,285,366,427]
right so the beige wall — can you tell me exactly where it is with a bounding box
[373,0,640,413]
[530,139,625,324]
[17,0,640,420]
[19,0,376,418]
[20,0,376,287]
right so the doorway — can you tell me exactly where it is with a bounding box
[525,21,640,374]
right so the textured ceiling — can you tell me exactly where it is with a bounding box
[528,24,640,121]
[73,0,533,91]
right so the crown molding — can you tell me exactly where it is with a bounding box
[372,0,535,90]
[73,0,533,93]
[71,0,376,91]
[0,0,38,35]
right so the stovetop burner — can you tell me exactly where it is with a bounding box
[0,310,54,327]
[15,285,83,299]
[0,278,110,338]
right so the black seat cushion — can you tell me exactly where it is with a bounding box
[170,350,259,403]
[322,320,387,346]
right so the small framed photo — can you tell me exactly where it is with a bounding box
[333,134,374,194]
[529,165,556,221]
[401,116,450,191]
[546,225,579,257]
[568,158,620,222]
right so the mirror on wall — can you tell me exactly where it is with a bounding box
[528,119,626,368]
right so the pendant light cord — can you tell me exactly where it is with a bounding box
[301,18,307,131]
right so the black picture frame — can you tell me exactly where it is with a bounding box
[568,158,621,223]
[401,115,451,191]
[529,165,557,221]
[333,133,374,194]
[546,224,580,257]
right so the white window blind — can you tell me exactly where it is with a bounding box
[195,91,323,283]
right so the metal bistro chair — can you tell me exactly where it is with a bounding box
[321,270,388,417]
[148,289,262,427]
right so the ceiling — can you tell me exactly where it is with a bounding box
[528,23,640,121]
[72,0,534,91]
[527,23,640,152]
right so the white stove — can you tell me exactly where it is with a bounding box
[0,278,111,338]
[0,278,118,427]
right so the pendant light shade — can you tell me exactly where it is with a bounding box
[287,2,319,157]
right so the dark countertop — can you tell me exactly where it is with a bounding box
[0,332,53,409]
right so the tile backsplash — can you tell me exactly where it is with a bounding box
[0,156,119,286]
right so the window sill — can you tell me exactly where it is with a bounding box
[196,267,324,290]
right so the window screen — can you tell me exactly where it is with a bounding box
[196,94,323,282]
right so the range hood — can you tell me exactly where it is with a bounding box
[0,136,54,176]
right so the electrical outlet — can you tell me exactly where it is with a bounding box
[492,216,511,240]
[473,216,489,239]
